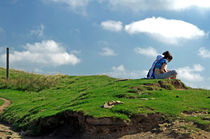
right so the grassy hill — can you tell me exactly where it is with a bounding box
[0,67,209,137]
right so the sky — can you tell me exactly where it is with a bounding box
[0,0,210,89]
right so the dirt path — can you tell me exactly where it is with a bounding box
[0,97,11,114]
[0,97,22,139]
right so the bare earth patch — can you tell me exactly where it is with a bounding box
[0,97,22,138]
[181,110,209,117]
[120,120,210,139]
[0,97,11,114]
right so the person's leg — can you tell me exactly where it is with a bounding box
[170,75,177,79]
[155,70,177,79]
[170,70,177,79]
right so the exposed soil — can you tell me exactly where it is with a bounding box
[22,111,164,138]
[182,110,209,117]
[158,79,187,90]
[0,97,22,138]
[130,79,188,93]
[22,112,210,139]
[120,120,210,139]
[21,110,210,139]
[0,98,11,114]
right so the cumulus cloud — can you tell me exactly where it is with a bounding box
[125,17,205,44]
[100,47,117,56]
[134,47,158,58]
[198,47,210,58]
[46,0,91,15]
[112,65,125,72]
[105,65,147,79]
[105,0,210,12]
[0,40,80,70]
[30,24,45,37]
[177,64,204,82]
[101,20,123,32]
[171,0,210,10]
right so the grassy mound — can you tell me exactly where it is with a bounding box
[0,67,209,135]
[0,98,4,106]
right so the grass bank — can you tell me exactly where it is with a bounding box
[0,67,209,135]
[0,98,4,106]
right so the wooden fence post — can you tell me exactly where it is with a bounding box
[6,48,9,80]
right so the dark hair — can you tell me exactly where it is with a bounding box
[162,51,173,60]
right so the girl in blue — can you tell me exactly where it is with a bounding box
[154,51,177,79]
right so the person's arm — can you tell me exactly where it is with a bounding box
[160,63,167,73]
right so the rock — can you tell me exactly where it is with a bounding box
[101,100,124,109]
[101,102,114,109]
[140,98,149,100]
[149,135,154,138]
[114,100,124,104]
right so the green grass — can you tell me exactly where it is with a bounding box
[0,98,4,106]
[0,67,209,134]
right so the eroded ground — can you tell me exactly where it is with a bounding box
[0,98,22,139]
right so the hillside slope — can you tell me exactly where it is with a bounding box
[0,67,209,138]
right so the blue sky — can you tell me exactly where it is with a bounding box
[0,0,210,89]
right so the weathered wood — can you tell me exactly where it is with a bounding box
[6,48,9,80]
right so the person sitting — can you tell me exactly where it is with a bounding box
[154,51,177,79]
[147,51,170,79]
[147,55,163,79]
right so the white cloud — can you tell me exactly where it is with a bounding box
[46,0,91,15]
[100,47,117,56]
[134,47,158,58]
[183,82,210,89]
[198,47,210,58]
[112,65,125,72]
[105,0,210,12]
[0,40,80,70]
[193,64,204,72]
[101,20,123,32]
[177,64,204,82]
[105,65,147,79]
[30,24,45,37]
[171,0,210,10]
[125,17,205,44]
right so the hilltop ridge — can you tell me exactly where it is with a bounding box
[0,67,209,138]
